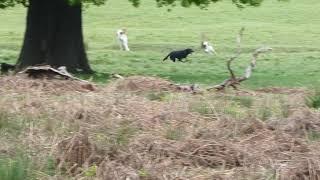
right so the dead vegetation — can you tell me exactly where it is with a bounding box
[113,75,199,94]
[1,75,320,179]
[0,74,95,94]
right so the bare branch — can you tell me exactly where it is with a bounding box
[227,27,245,79]
[19,65,90,83]
[207,27,272,91]
[243,46,272,80]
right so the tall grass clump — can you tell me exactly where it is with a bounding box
[165,126,185,140]
[189,101,212,116]
[279,97,290,118]
[231,96,254,108]
[307,130,320,142]
[0,112,23,135]
[305,88,320,109]
[0,155,32,180]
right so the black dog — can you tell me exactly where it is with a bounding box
[163,48,194,62]
[1,63,16,74]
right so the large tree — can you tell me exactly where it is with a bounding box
[0,0,267,73]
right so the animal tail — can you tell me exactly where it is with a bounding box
[163,54,170,61]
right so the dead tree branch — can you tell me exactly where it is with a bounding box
[227,27,244,79]
[207,28,272,91]
[19,65,90,83]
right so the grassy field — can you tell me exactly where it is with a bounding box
[1,0,320,88]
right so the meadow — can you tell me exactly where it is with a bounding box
[1,0,320,88]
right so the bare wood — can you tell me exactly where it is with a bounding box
[227,27,245,80]
[243,47,272,80]
[19,65,90,83]
[111,73,124,79]
[207,27,272,91]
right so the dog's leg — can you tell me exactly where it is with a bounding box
[124,42,130,51]
[178,59,187,63]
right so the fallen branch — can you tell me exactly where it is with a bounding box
[228,27,245,80]
[207,28,272,91]
[111,73,124,79]
[19,65,90,83]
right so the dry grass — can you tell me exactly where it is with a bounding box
[0,75,320,179]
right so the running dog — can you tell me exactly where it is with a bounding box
[201,41,217,54]
[163,48,194,62]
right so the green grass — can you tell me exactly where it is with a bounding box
[307,130,320,141]
[0,154,32,180]
[305,88,320,109]
[1,0,320,88]
[0,112,24,135]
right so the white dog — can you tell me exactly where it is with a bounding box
[116,29,130,51]
[201,41,216,55]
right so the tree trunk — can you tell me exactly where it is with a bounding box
[16,0,93,73]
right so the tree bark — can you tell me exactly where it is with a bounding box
[16,0,93,73]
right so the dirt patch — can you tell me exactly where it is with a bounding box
[97,160,139,180]
[277,157,320,180]
[268,108,320,137]
[0,75,96,94]
[112,75,176,92]
[256,87,307,95]
[110,75,198,93]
